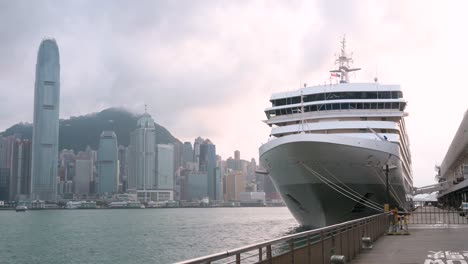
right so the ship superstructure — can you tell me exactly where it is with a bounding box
[259,38,413,227]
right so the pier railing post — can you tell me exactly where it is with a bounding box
[289,239,295,264]
[267,244,272,264]
[321,231,325,264]
[258,247,263,262]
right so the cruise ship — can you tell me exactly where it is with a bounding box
[259,38,413,227]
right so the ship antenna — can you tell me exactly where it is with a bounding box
[330,35,361,83]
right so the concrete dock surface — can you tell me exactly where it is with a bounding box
[353,225,468,264]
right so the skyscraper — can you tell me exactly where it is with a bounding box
[182,142,193,165]
[118,145,128,192]
[11,139,32,201]
[31,39,60,201]
[128,113,157,192]
[97,131,119,194]
[199,139,218,201]
[74,159,93,195]
[156,144,174,190]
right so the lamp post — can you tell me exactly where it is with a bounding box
[385,164,390,208]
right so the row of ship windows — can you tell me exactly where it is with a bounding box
[271,91,403,106]
[267,102,406,117]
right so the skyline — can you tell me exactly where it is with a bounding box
[1,1,468,187]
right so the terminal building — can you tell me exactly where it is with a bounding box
[437,110,468,207]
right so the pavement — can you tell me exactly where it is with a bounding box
[353,207,468,264]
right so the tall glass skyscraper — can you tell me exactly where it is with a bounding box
[128,113,157,191]
[31,39,60,201]
[156,144,174,190]
[97,131,119,194]
[199,139,218,201]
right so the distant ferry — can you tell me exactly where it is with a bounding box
[66,201,97,209]
[15,205,28,212]
[259,38,413,227]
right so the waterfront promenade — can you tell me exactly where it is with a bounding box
[354,225,468,264]
[354,206,468,264]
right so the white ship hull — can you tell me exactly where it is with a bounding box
[260,133,411,227]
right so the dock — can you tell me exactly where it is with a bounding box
[354,224,468,264]
[175,205,468,264]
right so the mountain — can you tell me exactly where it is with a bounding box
[0,108,181,151]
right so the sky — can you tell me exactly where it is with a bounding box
[0,0,467,187]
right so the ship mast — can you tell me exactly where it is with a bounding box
[330,36,361,83]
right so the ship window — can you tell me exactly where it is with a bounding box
[377,103,384,109]
[392,102,399,109]
[346,92,356,99]
[391,91,399,99]
[399,102,406,111]
[44,81,55,86]
[367,92,378,99]
[370,103,377,109]
[384,103,391,109]
[357,103,363,109]
[332,103,340,110]
[328,93,341,99]
[341,103,349,110]
[378,91,389,99]
[363,103,370,109]
[291,97,301,104]
[311,105,318,112]
[350,103,356,109]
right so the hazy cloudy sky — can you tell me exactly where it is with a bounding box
[0,0,466,187]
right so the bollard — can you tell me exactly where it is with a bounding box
[361,237,373,249]
[330,255,346,264]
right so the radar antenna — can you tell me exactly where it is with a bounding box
[330,36,361,83]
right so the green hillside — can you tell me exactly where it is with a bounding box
[0,108,181,151]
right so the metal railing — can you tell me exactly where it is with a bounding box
[174,213,388,264]
[408,204,468,225]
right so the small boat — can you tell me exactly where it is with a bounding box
[15,205,28,212]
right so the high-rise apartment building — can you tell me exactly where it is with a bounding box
[97,131,119,194]
[31,39,60,201]
[225,171,246,201]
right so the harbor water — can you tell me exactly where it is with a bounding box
[0,207,297,264]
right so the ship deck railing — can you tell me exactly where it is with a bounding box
[174,213,388,264]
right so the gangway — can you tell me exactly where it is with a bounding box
[413,182,447,195]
